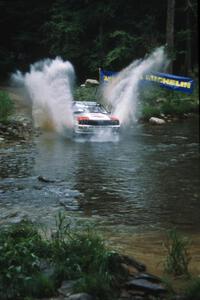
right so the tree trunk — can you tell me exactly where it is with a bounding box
[166,0,175,73]
[185,0,192,75]
[99,22,104,65]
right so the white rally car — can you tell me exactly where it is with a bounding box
[73,101,120,135]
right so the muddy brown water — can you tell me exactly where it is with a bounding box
[0,114,199,276]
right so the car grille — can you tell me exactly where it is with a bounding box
[78,119,119,125]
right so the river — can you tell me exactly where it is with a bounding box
[0,116,199,275]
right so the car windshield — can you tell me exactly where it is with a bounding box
[73,107,85,114]
[86,105,107,113]
[73,103,108,114]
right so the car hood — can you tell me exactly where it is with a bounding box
[78,113,113,120]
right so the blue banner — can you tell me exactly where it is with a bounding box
[143,72,194,94]
[99,69,117,83]
[99,69,194,94]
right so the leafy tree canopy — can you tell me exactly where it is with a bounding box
[0,0,198,81]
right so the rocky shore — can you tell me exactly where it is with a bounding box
[0,214,193,300]
[32,252,188,300]
[0,117,35,144]
[0,111,197,145]
[139,112,197,125]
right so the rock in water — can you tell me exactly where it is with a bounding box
[149,117,166,125]
[37,175,55,183]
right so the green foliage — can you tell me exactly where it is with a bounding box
[163,228,191,276]
[0,91,14,122]
[43,4,84,59]
[160,276,175,298]
[0,220,51,299]
[74,272,115,300]
[0,214,120,300]
[140,84,169,105]
[50,212,117,299]
[0,0,198,80]
[0,48,15,79]
[139,83,199,119]
[141,105,161,120]
[184,277,200,300]
[161,100,197,115]
[104,31,136,68]
[22,274,55,298]
[74,86,98,101]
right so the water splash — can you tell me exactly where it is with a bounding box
[11,47,168,139]
[11,57,75,133]
[75,129,120,143]
[102,47,168,125]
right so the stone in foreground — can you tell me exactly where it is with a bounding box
[67,293,94,300]
[126,278,167,295]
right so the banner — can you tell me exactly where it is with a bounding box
[142,72,194,94]
[99,68,117,83]
[99,68,194,94]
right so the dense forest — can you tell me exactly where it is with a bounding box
[0,0,198,82]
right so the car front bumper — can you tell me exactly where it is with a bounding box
[74,124,120,135]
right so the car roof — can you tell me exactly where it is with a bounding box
[74,101,99,106]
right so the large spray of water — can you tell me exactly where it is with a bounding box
[12,57,75,133]
[102,47,168,125]
[11,47,167,137]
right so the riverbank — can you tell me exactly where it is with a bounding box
[0,87,38,145]
[0,118,34,143]
[0,85,199,141]
[1,217,200,300]
[0,110,198,145]
[2,84,199,120]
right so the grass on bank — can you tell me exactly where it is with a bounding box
[139,82,199,120]
[141,98,198,120]
[0,91,14,122]
[161,228,200,300]
[0,214,121,300]
[163,228,191,276]
[184,277,200,300]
